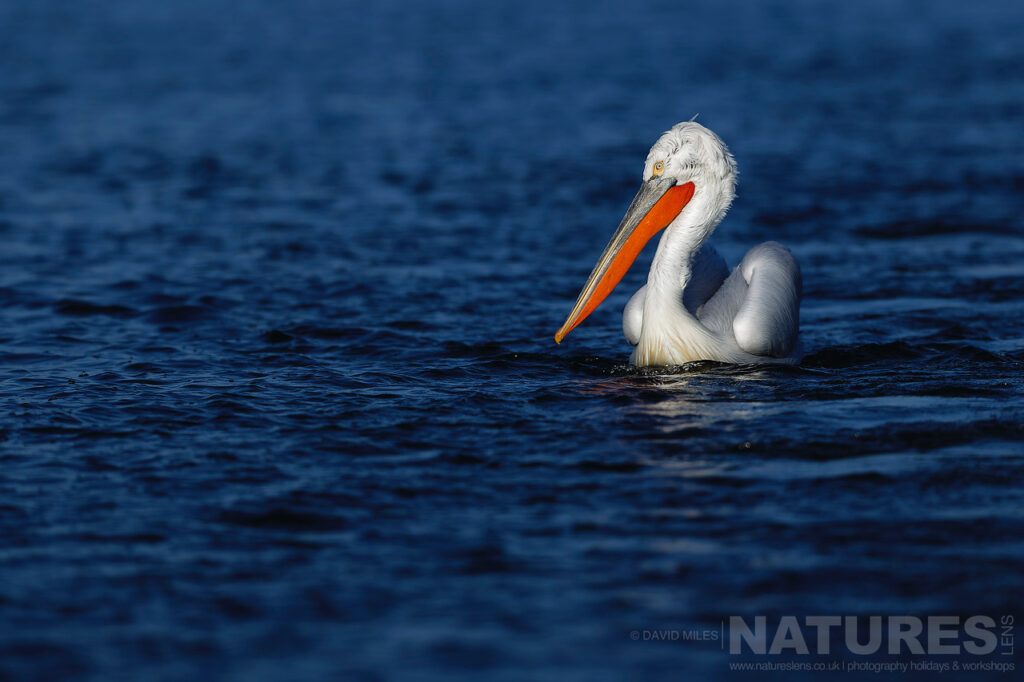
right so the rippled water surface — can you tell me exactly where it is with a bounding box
[1,0,1023,680]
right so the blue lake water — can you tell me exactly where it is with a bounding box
[1,0,1022,679]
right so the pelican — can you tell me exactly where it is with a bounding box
[555,121,802,366]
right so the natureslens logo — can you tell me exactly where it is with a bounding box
[631,614,1016,673]
[727,615,1014,657]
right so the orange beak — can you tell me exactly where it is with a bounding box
[555,178,695,343]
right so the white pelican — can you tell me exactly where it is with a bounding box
[555,121,802,366]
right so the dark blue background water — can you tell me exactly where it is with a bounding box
[1,0,1022,679]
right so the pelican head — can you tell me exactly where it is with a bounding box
[555,121,738,343]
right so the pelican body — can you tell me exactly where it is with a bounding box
[555,122,802,367]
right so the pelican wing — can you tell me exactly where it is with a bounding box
[698,242,802,358]
[622,285,645,346]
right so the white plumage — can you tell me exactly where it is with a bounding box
[556,121,803,366]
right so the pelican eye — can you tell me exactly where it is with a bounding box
[653,160,665,176]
